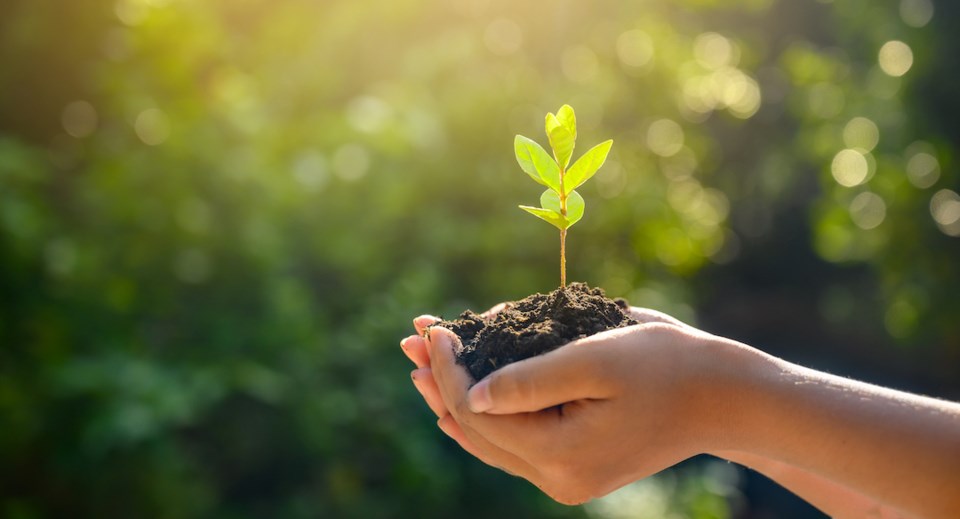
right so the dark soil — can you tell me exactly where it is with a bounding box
[436,282,637,381]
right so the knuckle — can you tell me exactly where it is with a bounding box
[642,321,678,335]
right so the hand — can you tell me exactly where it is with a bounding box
[401,307,728,504]
[401,305,960,517]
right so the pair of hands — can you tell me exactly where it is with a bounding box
[401,303,960,518]
[399,305,728,505]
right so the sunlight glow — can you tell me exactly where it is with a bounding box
[561,45,600,83]
[483,19,523,55]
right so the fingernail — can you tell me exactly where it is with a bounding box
[400,337,410,352]
[422,329,433,357]
[427,328,447,358]
[467,378,492,413]
[415,315,440,333]
[411,367,428,382]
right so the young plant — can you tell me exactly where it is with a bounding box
[515,105,613,288]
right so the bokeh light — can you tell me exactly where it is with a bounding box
[134,108,170,146]
[646,118,684,157]
[849,191,887,230]
[930,189,960,236]
[61,101,99,138]
[346,96,393,134]
[899,0,934,28]
[2,0,958,517]
[332,143,371,182]
[831,149,870,187]
[904,141,941,189]
[694,32,736,70]
[878,40,914,77]
[617,29,654,69]
[842,117,879,152]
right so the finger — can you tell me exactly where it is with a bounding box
[411,367,448,417]
[466,328,626,415]
[410,348,528,475]
[436,414,500,468]
[410,348,529,474]
[401,335,430,368]
[479,302,509,320]
[627,307,691,330]
[429,326,550,456]
[413,315,440,336]
[428,332,540,475]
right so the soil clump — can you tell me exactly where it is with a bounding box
[437,282,637,381]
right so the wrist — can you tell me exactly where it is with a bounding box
[685,334,778,456]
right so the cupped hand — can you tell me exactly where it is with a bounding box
[400,307,730,504]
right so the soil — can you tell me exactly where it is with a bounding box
[436,282,637,381]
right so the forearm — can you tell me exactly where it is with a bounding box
[716,450,914,519]
[703,341,960,518]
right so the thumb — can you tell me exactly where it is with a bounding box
[466,340,614,414]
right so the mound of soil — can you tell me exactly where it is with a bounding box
[436,282,637,381]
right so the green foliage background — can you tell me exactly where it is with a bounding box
[1,0,957,517]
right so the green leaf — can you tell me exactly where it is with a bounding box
[514,135,561,192]
[519,205,566,230]
[538,189,583,228]
[564,139,613,194]
[540,189,561,213]
[556,105,577,140]
[545,113,575,170]
[565,189,585,227]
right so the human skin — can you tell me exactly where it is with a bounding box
[399,309,960,518]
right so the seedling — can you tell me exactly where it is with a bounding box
[515,105,613,287]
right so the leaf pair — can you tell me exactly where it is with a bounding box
[520,189,585,229]
[515,104,613,231]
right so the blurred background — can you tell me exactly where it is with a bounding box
[1,0,957,517]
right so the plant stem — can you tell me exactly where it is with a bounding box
[558,165,567,288]
[560,228,567,288]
